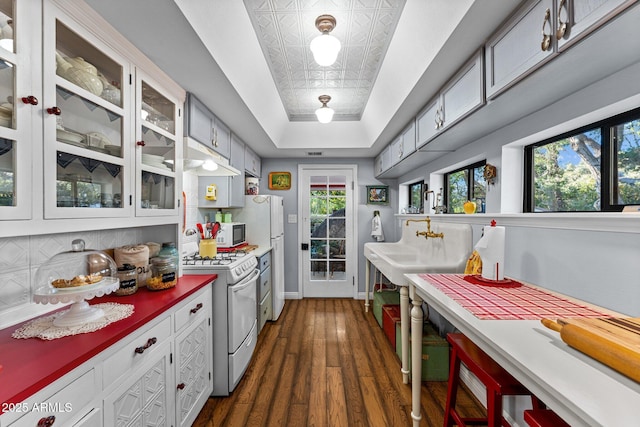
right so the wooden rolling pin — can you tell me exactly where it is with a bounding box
[541,318,640,383]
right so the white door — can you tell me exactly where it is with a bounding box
[299,165,357,298]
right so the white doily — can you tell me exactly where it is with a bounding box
[12,303,134,340]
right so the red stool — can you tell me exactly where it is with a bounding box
[444,333,541,427]
[524,409,570,427]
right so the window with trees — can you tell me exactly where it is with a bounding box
[525,108,640,212]
[445,161,486,214]
[408,180,424,213]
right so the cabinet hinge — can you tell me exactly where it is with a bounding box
[208,318,211,326]
[351,181,354,190]
[178,198,181,208]
[129,74,132,85]
[209,372,212,381]
[170,352,173,364]
[129,195,132,206]
[352,276,355,286]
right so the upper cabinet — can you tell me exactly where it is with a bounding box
[229,133,245,207]
[43,5,131,219]
[417,50,484,149]
[135,71,182,217]
[185,92,230,159]
[485,0,634,99]
[0,1,33,220]
[374,145,391,176]
[390,120,416,166]
[244,143,261,178]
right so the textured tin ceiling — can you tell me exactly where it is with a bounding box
[244,0,406,122]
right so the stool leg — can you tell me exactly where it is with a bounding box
[443,346,461,427]
[486,390,502,427]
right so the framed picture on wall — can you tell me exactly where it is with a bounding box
[366,185,389,205]
[268,171,292,190]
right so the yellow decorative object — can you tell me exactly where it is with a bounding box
[463,200,477,214]
[205,184,217,201]
[464,250,482,275]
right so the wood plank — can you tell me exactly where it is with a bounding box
[266,353,297,427]
[308,338,327,427]
[327,366,349,427]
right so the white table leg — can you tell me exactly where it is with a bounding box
[400,285,410,384]
[364,259,370,312]
[410,288,423,427]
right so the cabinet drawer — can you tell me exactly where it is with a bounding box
[103,316,171,389]
[259,291,273,331]
[258,252,271,271]
[7,369,98,427]
[258,266,271,302]
[174,286,212,333]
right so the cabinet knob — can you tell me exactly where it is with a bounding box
[21,95,38,105]
[46,107,61,115]
[190,302,203,314]
[134,337,157,354]
[177,382,186,390]
[556,0,568,39]
[541,8,552,51]
[37,416,56,426]
[136,141,146,147]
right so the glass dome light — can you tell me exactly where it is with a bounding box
[315,95,334,124]
[310,15,341,67]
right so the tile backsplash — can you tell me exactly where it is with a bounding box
[0,227,146,328]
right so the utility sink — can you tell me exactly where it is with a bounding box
[364,219,472,285]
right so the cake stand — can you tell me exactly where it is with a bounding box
[33,277,120,327]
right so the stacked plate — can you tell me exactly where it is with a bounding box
[142,153,171,170]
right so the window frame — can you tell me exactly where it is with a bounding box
[444,160,486,214]
[407,180,425,213]
[524,107,640,213]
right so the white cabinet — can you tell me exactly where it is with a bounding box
[0,1,35,220]
[374,145,391,177]
[417,50,484,148]
[229,133,245,208]
[244,143,261,178]
[556,0,636,52]
[185,92,230,159]
[390,120,416,166]
[173,287,212,427]
[135,70,182,217]
[43,3,132,219]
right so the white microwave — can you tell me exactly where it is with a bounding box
[216,222,246,248]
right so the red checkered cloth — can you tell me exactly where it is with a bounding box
[418,274,613,320]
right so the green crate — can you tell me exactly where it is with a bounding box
[372,290,400,327]
[395,322,449,381]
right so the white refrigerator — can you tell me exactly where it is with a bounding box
[235,195,285,320]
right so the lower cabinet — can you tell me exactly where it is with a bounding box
[4,285,213,427]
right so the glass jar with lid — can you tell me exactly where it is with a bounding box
[158,242,179,270]
[115,263,138,296]
[147,256,177,291]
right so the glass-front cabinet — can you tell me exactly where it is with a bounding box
[0,0,33,220]
[135,71,181,216]
[43,10,131,218]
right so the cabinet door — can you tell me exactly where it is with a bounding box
[557,0,635,51]
[103,340,173,427]
[43,6,131,219]
[374,145,391,176]
[441,51,484,129]
[485,0,555,99]
[416,97,441,149]
[389,135,403,166]
[212,117,231,159]
[0,1,34,220]
[135,70,182,217]
[244,144,261,178]
[175,317,212,427]
[400,120,416,159]
[186,93,213,147]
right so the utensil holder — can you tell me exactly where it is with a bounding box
[199,240,217,258]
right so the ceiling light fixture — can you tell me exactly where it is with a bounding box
[310,14,341,66]
[315,95,334,124]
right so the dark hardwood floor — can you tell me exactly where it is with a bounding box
[194,298,484,426]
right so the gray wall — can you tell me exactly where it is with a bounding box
[258,157,398,296]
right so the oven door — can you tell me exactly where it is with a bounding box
[227,268,259,352]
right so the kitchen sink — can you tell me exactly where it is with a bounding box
[364,219,472,285]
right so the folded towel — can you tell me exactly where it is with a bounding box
[371,214,385,242]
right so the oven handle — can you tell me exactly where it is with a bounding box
[230,268,260,292]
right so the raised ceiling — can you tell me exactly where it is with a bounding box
[244,0,406,122]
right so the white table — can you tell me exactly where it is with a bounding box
[405,273,640,427]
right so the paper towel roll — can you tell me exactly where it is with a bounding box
[474,223,505,281]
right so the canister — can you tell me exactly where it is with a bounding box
[158,242,180,270]
[199,239,217,258]
[223,212,232,223]
[115,263,138,296]
[147,256,177,290]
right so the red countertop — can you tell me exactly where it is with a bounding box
[0,274,216,413]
